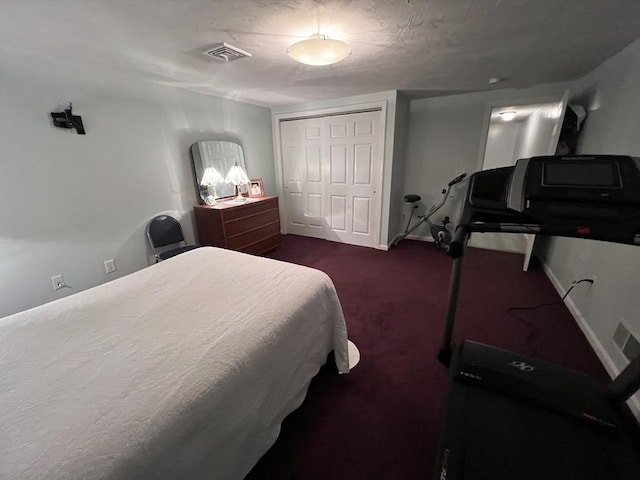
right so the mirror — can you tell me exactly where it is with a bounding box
[190,140,247,204]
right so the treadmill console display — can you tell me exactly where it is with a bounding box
[458,155,640,250]
[542,160,621,188]
[507,155,640,213]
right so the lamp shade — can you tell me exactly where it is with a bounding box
[200,167,225,186]
[287,34,351,66]
[225,164,250,185]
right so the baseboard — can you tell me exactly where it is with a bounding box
[405,234,434,242]
[541,261,640,420]
[387,233,433,247]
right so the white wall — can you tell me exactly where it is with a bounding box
[0,48,275,317]
[539,40,640,417]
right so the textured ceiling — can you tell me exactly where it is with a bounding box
[1,0,639,106]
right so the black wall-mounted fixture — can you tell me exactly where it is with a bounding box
[50,103,86,134]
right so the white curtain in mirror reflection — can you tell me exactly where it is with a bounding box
[200,167,226,206]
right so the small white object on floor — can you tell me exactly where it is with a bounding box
[348,340,360,369]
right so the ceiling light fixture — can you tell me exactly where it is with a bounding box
[286,34,351,66]
[500,111,516,121]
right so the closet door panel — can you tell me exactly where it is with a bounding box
[279,110,382,247]
[280,118,326,238]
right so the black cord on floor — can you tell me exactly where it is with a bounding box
[507,278,594,319]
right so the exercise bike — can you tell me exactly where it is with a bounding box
[391,173,467,248]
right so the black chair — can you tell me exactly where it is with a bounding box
[146,215,200,262]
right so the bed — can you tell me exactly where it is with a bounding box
[0,247,349,480]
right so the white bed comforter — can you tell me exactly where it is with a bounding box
[0,247,349,480]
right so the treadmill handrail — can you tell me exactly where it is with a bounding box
[608,354,640,403]
[448,224,470,259]
[469,222,541,233]
[448,222,640,259]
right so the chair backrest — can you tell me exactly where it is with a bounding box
[146,215,186,249]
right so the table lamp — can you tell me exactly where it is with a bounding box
[200,167,225,205]
[225,163,250,202]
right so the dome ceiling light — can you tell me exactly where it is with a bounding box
[286,34,351,66]
[500,111,517,121]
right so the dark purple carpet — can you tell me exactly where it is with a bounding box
[245,235,609,480]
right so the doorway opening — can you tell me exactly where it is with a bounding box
[471,96,568,266]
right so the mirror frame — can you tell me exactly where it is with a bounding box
[190,140,247,204]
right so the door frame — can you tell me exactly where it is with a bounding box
[474,89,572,270]
[272,101,388,248]
[475,90,573,173]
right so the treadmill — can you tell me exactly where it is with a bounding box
[433,155,640,480]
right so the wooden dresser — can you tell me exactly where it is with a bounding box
[193,196,281,255]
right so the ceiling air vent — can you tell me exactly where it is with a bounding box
[203,43,252,62]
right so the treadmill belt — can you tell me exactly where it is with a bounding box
[435,381,640,480]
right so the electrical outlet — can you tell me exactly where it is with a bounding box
[104,259,117,274]
[51,275,65,290]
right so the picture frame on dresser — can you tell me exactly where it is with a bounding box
[249,178,265,198]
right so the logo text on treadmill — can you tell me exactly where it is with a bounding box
[508,360,536,372]
[439,448,449,479]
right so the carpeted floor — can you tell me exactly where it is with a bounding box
[245,234,609,480]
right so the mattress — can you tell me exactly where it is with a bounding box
[0,247,349,479]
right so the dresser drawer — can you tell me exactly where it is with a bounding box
[224,208,279,237]
[193,196,281,254]
[222,197,279,221]
[226,221,280,251]
[241,233,281,255]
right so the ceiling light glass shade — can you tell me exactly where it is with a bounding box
[287,34,351,66]
[500,111,516,121]
[200,167,225,186]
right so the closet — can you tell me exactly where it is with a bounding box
[278,109,384,248]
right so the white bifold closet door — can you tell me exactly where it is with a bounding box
[280,110,382,248]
